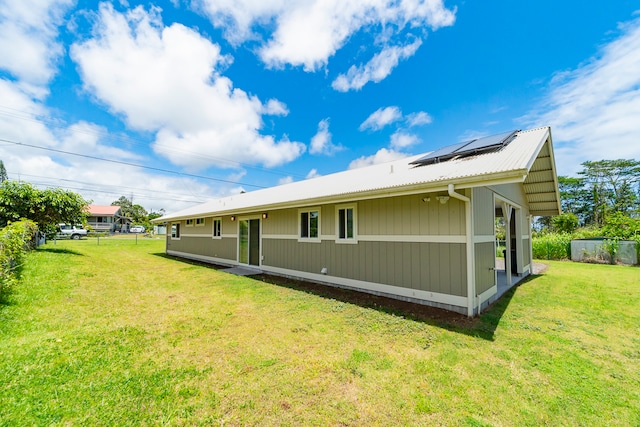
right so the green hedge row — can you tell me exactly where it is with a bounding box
[0,220,38,298]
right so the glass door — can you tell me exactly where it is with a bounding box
[238,218,260,266]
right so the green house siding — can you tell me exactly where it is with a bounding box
[474,242,496,294]
[262,239,467,297]
[472,187,495,237]
[167,234,237,260]
[358,194,465,236]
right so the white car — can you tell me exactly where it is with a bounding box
[130,225,145,233]
[57,224,88,240]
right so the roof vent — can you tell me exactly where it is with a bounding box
[410,130,520,167]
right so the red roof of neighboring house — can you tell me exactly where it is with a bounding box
[88,205,122,216]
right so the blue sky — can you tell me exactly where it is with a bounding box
[1,0,639,213]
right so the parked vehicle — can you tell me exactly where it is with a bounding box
[130,225,145,233]
[57,224,88,240]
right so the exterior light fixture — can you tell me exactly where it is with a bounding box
[230,215,236,221]
[262,213,268,219]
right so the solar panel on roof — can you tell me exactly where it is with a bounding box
[457,130,518,153]
[409,141,472,165]
[410,129,519,166]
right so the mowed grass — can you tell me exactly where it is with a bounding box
[1,238,639,426]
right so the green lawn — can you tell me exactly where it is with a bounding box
[1,238,639,426]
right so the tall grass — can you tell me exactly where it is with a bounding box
[532,233,572,260]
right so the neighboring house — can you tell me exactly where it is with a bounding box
[153,127,560,316]
[87,205,131,232]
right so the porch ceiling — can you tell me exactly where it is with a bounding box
[523,138,561,216]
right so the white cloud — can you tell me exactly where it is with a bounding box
[196,0,455,74]
[359,106,402,131]
[406,111,433,127]
[309,118,343,155]
[71,4,305,170]
[524,16,640,175]
[306,168,320,179]
[332,38,422,91]
[390,131,420,149]
[264,99,289,116]
[0,0,74,88]
[0,80,221,214]
[349,148,407,169]
[278,176,294,185]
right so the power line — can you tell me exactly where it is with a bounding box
[16,176,206,204]
[0,137,268,189]
[0,105,308,179]
[9,171,208,203]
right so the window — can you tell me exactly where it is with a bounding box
[196,218,205,226]
[299,208,320,241]
[171,223,180,239]
[212,219,222,238]
[336,205,356,242]
[185,219,194,226]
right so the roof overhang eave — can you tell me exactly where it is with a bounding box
[153,170,529,222]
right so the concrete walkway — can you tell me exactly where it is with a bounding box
[221,266,263,276]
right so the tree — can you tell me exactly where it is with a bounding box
[0,160,7,183]
[0,181,89,235]
[551,213,579,234]
[578,159,640,225]
[557,176,592,225]
[148,209,165,221]
[111,196,148,224]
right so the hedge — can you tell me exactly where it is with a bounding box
[0,220,38,298]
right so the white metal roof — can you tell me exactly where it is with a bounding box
[156,126,560,221]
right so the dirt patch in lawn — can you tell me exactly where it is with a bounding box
[253,273,479,329]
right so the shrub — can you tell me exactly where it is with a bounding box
[0,220,38,298]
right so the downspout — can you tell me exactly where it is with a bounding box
[448,184,475,317]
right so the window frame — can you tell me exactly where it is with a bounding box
[171,222,181,240]
[195,217,205,227]
[298,207,321,243]
[335,204,357,244]
[185,218,194,227]
[212,218,222,239]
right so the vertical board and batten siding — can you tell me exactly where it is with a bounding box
[358,194,465,235]
[166,217,237,261]
[472,187,495,236]
[261,240,467,296]
[475,242,496,294]
[261,194,468,297]
[523,237,531,266]
[262,208,297,235]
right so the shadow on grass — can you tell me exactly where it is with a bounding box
[154,253,543,341]
[36,247,85,256]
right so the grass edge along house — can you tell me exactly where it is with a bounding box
[154,126,560,316]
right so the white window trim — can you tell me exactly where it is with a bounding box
[335,204,357,244]
[298,207,321,243]
[195,217,205,227]
[171,222,181,240]
[185,218,194,227]
[212,218,222,239]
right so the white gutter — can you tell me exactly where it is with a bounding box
[448,184,475,317]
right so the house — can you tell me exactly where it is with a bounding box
[86,205,131,232]
[153,127,561,316]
